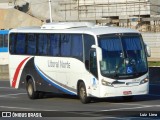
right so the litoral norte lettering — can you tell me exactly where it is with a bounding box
[48,60,70,69]
[48,60,59,68]
[60,60,70,68]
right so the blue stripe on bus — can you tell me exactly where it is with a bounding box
[0,48,8,52]
[35,65,76,95]
[0,30,9,34]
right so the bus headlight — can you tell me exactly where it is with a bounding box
[140,77,149,85]
[101,79,113,87]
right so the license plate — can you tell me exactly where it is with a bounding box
[123,91,132,95]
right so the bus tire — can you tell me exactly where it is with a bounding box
[26,79,39,99]
[79,82,90,104]
[123,96,133,101]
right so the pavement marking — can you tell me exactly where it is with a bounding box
[103,117,153,120]
[0,105,58,111]
[0,87,14,89]
[101,105,160,111]
[111,102,147,106]
[0,93,27,98]
[0,96,17,98]
[0,106,40,110]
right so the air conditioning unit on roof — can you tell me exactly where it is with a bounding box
[41,22,95,30]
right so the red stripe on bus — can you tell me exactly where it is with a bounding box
[12,57,30,88]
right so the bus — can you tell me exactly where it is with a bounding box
[0,30,9,65]
[9,22,150,103]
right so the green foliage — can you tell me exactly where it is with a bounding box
[148,61,160,67]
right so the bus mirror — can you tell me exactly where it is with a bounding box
[91,45,102,61]
[145,44,151,57]
[91,45,97,49]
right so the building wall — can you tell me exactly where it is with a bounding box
[150,0,160,15]
[0,9,42,29]
[142,32,160,61]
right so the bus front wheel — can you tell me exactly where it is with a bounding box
[26,79,39,99]
[79,82,90,104]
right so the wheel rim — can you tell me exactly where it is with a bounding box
[80,87,86,100]
[28,84,33,96]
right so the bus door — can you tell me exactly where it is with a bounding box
[90,49,98,78]
[89,49,100,95]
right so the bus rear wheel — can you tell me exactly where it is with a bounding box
[26,79,39,99]
[79,82,90,104]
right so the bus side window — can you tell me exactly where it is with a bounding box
[4,34,8,47]
[61,34,71,56]
[71,34,83,60]
[9,34,16,54]
[38,34,48,55]
[0,35,3,47]
[83,34,95,70]
[49,34,60,56]
[16,34,26,54]
[27,34,36,55]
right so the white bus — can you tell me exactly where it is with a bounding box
[9,22,150,103]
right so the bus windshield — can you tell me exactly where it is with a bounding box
[98,33,148,79]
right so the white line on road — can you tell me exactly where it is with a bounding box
[0,106,58,111]
[0,106,35,110]
[0,87,14,89]
[101,105,160,111]
[111,102,147,106]
[0,93,27,98]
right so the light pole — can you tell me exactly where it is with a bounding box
[48,0,53,23]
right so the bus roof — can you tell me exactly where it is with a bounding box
[0,30,9,34]
[9,22,139,36]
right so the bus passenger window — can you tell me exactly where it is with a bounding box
[38,34,48,55]
[27,34,36,55]
[71,34,83,59]
[61,34,71,56]
[49,34,60,56]
[0,35,3,47]
[16,34,26,54]
[4,35,8,47]
[9,34,16,54]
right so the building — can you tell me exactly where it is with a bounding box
[4,0,159,32]
[0,0,160,61]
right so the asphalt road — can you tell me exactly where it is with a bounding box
[0,80,160,120]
